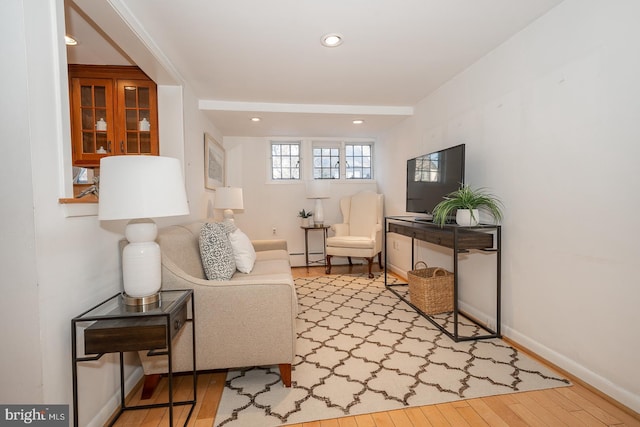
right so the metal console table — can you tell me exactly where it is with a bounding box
[384,216,501,342]
[71,289,196,426]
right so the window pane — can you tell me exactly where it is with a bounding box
[345,143,373,180]
[271,142,301,180]
[313,144,340,179]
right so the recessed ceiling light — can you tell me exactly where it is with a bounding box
[250,117,261,122]
[65,35,78,46]
[352,119,364,125]
[321,33,343,48]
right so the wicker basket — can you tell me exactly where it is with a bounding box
[407,261,454,315]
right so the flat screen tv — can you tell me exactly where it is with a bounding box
[406,144,465,217]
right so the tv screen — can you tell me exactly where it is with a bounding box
[406,144,465,216]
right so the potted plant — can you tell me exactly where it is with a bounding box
[298,209,313,227]
[432,184,504,227]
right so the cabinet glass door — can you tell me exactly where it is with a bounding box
[70,78,114,165]
[117,80,158,156]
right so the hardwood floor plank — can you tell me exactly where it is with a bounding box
[466,398,511,427]
[570,410,607,427]
[555,387,623,425]
[419,405,451,427]
[513,391,568,426]
[508,403,549,427]
[457,405,490,427]
[370,411,395,427]
[403,406,434,427]
[196,371,227,420]
[569,383,640,426]
[353,413,377,427]
[336,416,359,427]
[480,395,529,427]
[528,389,590,427]
[436,402,471,426]
[387,408,413,427]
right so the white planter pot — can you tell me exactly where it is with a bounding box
[301,218,310,227]
[456,209,479,226]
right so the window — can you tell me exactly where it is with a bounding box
[271,142,300,180]
[312,147,340,179]
[345,143,372,179]
[269,139,374,182]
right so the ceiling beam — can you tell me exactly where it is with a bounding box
[198,100,413,116]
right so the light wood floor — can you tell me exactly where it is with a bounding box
[111,264,640,426]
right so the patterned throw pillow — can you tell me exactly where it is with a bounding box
[199,222,236,280]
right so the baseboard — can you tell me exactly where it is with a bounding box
[502,326,640,417]
[87,366,144,427]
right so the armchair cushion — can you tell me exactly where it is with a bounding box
[326,236,375,249]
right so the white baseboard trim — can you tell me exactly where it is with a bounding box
[502,325,640,414]
[87,366,144,427]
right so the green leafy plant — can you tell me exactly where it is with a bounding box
[432,184,504,227]
[298,209,313,218]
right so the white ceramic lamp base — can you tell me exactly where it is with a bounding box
[313,199,324,226]
[122,219,162,305]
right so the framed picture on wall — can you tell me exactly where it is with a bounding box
[204,132,225,190]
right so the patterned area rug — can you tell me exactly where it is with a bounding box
[213,274,569,427]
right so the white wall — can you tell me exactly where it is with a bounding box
[377,0,640,412]
[223,137,378,266]
[0,0,44,403]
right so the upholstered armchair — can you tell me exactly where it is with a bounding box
[325,191,384,278]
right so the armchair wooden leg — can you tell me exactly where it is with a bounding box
[279,364,292,387]
[325,255,333,274]
[366,257,374,279]
[348,257,353,265]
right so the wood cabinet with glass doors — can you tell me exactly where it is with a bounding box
[68,65,158,167]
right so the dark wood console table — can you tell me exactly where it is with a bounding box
[384,216,501,342]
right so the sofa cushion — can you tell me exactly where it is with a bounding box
[229,228,257,273]
[199,222,236,280]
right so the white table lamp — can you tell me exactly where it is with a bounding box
[215,187,244,221]
[306,180,330,226]
[99,156,189,306]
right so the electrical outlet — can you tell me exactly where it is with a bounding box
[272,227,276,235]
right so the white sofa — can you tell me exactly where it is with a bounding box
[137,221,297,387]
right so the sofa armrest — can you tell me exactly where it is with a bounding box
[252,239,287,252]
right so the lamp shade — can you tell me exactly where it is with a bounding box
[306,180,330,199]
[99,156,189,220]
[98,156,189,304]
[215,187,244,210]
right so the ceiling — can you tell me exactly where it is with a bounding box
[65,0,563,138]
